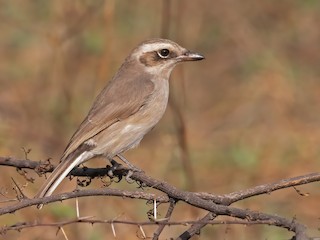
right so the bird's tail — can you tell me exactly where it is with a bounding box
[35,151,93,208]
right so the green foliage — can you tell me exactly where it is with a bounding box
[230,145,258,169]
[80,30,105,55]
[48,204,76,219]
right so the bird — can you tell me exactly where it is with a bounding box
[35,38,204,202]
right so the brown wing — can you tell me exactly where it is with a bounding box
[61,63,154,160]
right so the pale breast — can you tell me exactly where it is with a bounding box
[140,77,169,124]
[91,77,170,158]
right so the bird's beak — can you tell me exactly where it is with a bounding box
[177,51,205,61]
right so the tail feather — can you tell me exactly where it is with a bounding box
[35,151,94,208]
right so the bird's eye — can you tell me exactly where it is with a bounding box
[157,49,170,58]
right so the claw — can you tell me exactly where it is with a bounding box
[106,157,142,184]
[125,170,135,184]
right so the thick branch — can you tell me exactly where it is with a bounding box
[128,170,308,240]
[0,156,110,177]
[1,156,319,203]
[0,156,40,170]
[0,156,314,239]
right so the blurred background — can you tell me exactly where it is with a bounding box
[1,0,320,239]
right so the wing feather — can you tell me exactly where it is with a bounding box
[62,62,154,160]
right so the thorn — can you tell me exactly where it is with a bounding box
[154,198,157,220]
[60,227,69,240]
[77,216,95,221]
[21,147,31,160]
[139,225,146,239]
[293,186,309,197]
[154,217,170,222]
[11,178,28,200]
[76,196,80,219]
[37,203,44,210]
[111,222,116,238]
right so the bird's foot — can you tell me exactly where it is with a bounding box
[125,170,135,184]
[107,157,142,184]
[107,159,123,179]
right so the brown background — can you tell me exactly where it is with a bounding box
[1,1,320,239]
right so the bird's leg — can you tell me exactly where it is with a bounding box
[105,155,142,183]
[116,154,143,183]
[116,154,142,172]
[107,159,123,178]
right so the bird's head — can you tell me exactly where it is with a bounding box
[129,38,204,77]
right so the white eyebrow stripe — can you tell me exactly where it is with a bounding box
[139,43,174,53]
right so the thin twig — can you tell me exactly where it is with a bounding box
[0,218,305,234]
[0,188,168,216]
[176,213,217,240]
[195,172,320,205]
[153,198,176,240]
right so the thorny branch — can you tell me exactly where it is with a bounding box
[0,156,318,239]
[152,198,176,240]
[0,218,302,235]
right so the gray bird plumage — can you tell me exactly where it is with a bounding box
[35,38,204,203]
